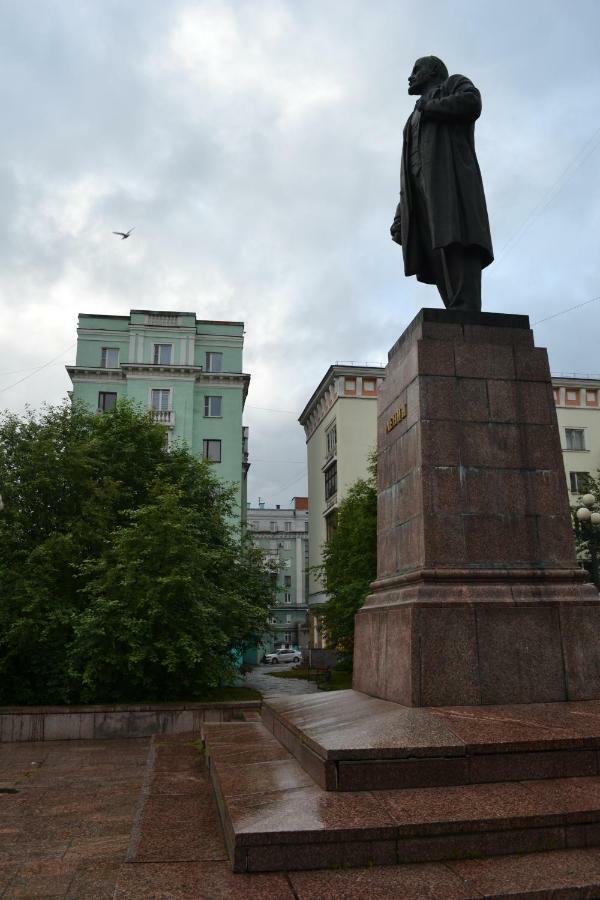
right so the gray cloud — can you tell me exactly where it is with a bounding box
[1,0,600,505]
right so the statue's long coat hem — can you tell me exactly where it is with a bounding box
[399,74,494,283]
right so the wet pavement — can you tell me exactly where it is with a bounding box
[241,663,320,696]
[3,732,600,897]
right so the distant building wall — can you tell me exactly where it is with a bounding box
[299,366,384,646]
[246,500,309,661]
[67,309,250,523]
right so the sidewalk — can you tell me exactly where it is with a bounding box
[241,663,320,696]
[3,731,600,897]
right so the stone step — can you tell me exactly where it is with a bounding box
[202,720,600,874]
[287,847,600,897]
[262,690,600,791]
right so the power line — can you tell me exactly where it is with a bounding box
[251,458,305,464]
[271,469,308,495]
[533,294,600,326]
[0,343,76,395]
[246,405,297,415]
[494,123,600,267]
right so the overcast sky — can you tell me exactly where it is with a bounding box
[1,0,600,507]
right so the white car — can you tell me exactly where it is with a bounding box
[264,648,302,665]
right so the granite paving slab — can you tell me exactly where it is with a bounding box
[204,719,600,874]
[263,691,600,791]
[7,730,600,895]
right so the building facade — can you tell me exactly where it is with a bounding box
[298,365,385,646]
[67,309,250,521]
[553,376,600,500]
[246,498,309,662]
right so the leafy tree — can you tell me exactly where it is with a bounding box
[319,455,377,669]
[0,401,272,704]
[572,472,600,588]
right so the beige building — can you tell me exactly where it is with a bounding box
[298,365,385,645]
[553,376,600,499]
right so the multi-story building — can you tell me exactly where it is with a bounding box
[296,362,600,647]
[246,497,309,662]
[553,376,600,500]
[67,309,250,521]
[298,365,385,646]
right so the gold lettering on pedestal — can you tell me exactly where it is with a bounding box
[385,406,407,433]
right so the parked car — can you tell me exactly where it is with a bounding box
[263,648,302,665]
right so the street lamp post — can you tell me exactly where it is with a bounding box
[576,493,600,589]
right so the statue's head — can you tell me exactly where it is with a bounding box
[408,56,448,95]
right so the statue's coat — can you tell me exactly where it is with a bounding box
[397,74,493,283]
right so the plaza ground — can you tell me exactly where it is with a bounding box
[5,728,600,897]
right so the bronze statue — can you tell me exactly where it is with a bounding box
[390,56,493,312]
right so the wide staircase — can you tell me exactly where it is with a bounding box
[203,689,600,896]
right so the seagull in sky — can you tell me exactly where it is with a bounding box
[112,227,135,240]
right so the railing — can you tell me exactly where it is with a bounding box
[151,409,174,426]
[148,314,179,326]
[335,360,385,368]
[324,492,337,512]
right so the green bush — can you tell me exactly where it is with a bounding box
[0,402,272,704]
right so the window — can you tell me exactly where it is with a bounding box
[153,344,172,365]
[553,387,561,405]
[565,388,580,407]
[206,352,223,373]
[570,472,590,493]
[203,439,221,462]
[586,390,598,407]
[325,423,337,457]
[101,347,119,368]
[324,462,337,501]
[269,541,277,550]
[325,510,338,542]
[363,378,376,394]
[284,521,291,532]
[285,614,292,624]
[284,575,292,588]
[284,593,291,604]
[304,520,308,531]
[283,632,292,643]
[344,377,356,395]
[98,391,117,412]
[151,389,170,411]
[565,429,586,451]
[270,521,276,532]
[204,396,222,417]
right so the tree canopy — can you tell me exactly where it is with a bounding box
[0,401,272,704]
[319,455,377,668]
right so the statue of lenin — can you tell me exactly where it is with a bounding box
[390,56,493,312]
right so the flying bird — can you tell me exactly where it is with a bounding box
[112,227,135,240]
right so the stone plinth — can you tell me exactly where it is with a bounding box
[353,309,600,707]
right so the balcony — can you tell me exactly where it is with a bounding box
[151,409,175,426]
[324,492,337,513]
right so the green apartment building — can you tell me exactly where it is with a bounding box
[246,498,309,663]
[67,309,250,521]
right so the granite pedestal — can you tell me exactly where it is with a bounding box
[206,309,600,877]
[353,309,600,707]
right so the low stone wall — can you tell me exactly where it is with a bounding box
[0,701,261,742]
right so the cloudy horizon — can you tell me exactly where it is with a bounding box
[1,0,600,507]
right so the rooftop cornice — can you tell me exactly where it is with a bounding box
[66,366,126,382]
[298,364,386,426]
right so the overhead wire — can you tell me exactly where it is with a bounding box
[493,123,600,267]
[533,294,600,326]
[0,343,76,395]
